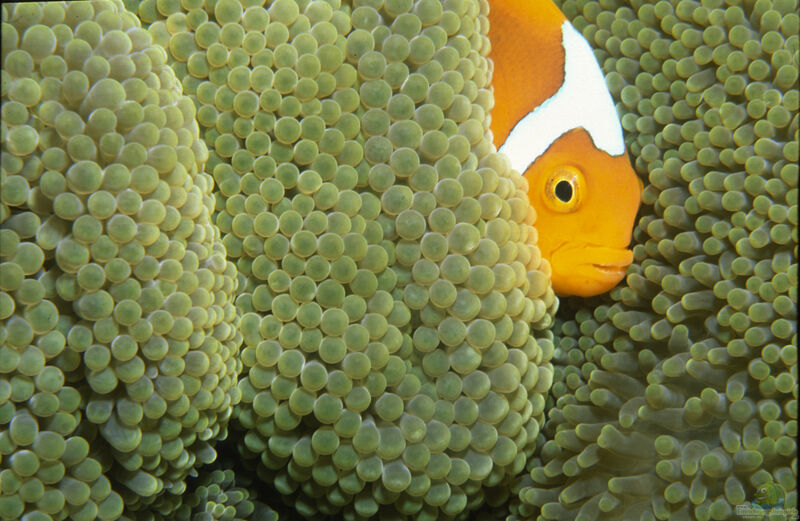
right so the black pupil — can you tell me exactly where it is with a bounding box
[555,180,573,203]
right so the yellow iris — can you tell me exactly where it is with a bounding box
[543,165,585,212]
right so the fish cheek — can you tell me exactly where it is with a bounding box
[544,133,641,249]
[590,153,643,248]
[522,161,577,259]
[521,129,633,256]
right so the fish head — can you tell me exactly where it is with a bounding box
[524,128,642,297]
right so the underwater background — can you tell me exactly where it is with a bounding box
[0,0,796,520]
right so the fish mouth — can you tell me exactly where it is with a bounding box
[550,243,633,297]
[590,261,629,275]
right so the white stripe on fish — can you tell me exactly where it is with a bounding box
[498,21,625,174]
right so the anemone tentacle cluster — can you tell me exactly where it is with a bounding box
[2,0,797,520]
[507,0,798,520]
[1,1,243,518]
[130,0,558,518]
[3,0,559,519]
[164,461,281,521]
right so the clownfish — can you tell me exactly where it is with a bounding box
[488,0,643,297]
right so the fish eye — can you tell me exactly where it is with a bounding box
[544,166,584,213]
[554,180,573,202]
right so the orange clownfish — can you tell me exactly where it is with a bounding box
[488,0,643,297]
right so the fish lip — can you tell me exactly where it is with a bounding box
[548,243,633,296]
[551,243,633,266]
[551,243,634,278]
[590,262,628,274]
[588,254,633,273]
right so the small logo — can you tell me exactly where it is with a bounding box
[736,482,797,520]
[753,481,785,509]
